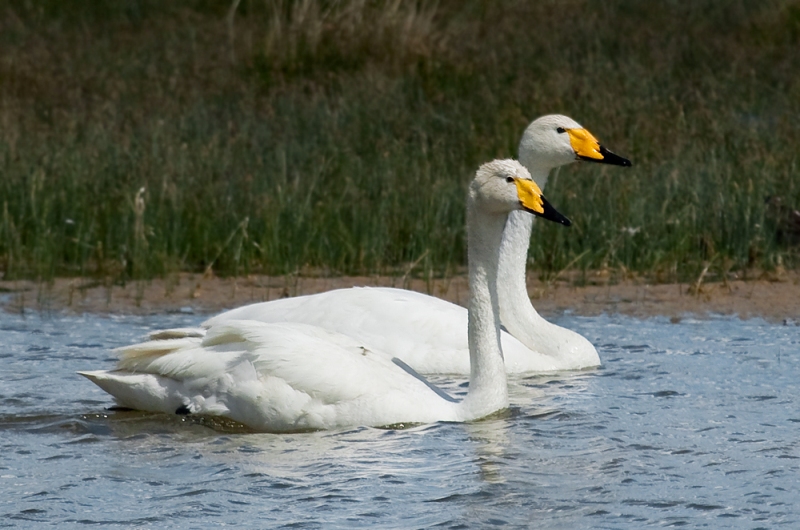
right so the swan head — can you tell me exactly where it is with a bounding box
[518,114,631,175]
[471,159,571,226]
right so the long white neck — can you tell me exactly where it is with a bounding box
[495,164,600,368]
[495,166,550,342]
[462,200,510,419]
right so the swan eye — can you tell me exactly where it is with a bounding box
[556,127,566,134]
[506,176,514,183]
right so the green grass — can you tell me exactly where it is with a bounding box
[0,0,799,283]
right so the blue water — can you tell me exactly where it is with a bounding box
[1,310,799,528]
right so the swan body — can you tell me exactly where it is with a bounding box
[198,115,631,374]
[80,160,569,432]
[80,322,469,431]
[202,287,564,374]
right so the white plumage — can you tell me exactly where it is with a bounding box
[80,160,570,432]
[197,115,631,374]
[202,286,553,374]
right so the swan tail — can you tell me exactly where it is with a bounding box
[118,324,250,365]
[113,336,203,365]
[77,370,186,414]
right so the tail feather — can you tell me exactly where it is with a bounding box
[114,336,202,364]
[202,325,251,348]
[148,327,206,340]
[77,370,185,414]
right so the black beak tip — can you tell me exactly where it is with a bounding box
[538,196,572,227]
[597,145,632,167]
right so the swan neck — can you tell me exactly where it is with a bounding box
[496,167,551,344]
[525,166,551,191]
[464,201,509,417]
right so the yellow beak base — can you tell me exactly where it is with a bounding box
[566,128,604,161]
[514,178,544,215]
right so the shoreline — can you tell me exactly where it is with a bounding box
[2,271,798,322]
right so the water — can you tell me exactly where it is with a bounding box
[1,310,799,529]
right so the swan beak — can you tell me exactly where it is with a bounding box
[567,128,632,167]
[514,178,572,227]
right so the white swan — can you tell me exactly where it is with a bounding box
[196,115,631,374]
[496,114,631,369]
[79,160,570,432]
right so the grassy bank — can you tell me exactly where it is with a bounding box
[1,0,799,283]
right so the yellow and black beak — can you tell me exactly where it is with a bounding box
[564,128,632,167]
[513,178,572,227]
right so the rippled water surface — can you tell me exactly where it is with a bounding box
[2,310,799,528]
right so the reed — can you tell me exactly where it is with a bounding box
[0,0,798,283]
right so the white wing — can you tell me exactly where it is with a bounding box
[80,320,460,432]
